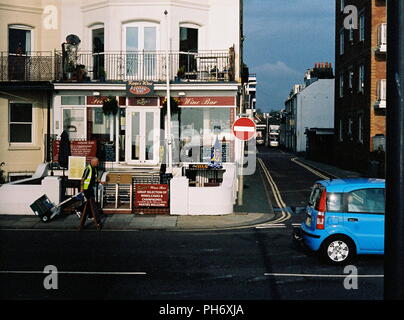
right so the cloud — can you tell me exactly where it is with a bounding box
[252,61,300,77]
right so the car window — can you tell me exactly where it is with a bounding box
[347,188,385,214]
[327,193,344,212]
[309,184,324,210]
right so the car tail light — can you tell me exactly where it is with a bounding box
[316,190,327,230]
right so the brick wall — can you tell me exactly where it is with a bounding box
[334,0,386,173]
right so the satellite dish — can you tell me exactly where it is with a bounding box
[66,34,81,46]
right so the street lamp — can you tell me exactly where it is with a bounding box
[164,10,173,173]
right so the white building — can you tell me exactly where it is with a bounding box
[0,0,245,216]
[284,63,335,153]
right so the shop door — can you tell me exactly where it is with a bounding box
[126,108,160,165]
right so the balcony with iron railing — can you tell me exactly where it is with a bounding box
[0,50,235,83]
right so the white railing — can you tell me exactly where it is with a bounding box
[377,23,387,53]
[376,79,386,108]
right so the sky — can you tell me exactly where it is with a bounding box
[243,0,336,112]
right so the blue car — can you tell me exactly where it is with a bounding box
[293,178,385,265]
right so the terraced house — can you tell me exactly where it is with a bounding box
[0,0,246,216]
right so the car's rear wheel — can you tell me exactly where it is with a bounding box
[321,236,356,265]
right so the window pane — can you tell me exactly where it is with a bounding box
[347,189,385,213]
[126,27,139,51]
[8,28,29,54]
[61,96,85,105]
[63,109,85,139]
[10,124,31,142]
[10,103,32,122]
[87,107,112,141]
[327,193,343,212]
[144,27,156,51]
[145,111,155,161]
[131,112,140,160]
[180,107,231,162]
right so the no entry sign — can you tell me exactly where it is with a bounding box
[232,117,256,141]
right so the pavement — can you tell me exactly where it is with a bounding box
[0,154,364,232]
[294,157,363,179]
[0,211,277,231]
[0,160,277,231]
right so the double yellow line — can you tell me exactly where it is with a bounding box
[258,158,291,223]
[290,157,333,180]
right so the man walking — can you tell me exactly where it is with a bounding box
[79,157,102,230]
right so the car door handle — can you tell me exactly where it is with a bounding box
[348,218,359,222]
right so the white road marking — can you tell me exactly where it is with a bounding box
[0,270,147,275]
[264,273,384,278]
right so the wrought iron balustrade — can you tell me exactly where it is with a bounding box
[0,50,234,83]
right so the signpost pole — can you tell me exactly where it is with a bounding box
[385,0,404,300]
[164,10,173,173]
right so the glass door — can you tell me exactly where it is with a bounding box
[124,23,158,80]
[126,108,160,165]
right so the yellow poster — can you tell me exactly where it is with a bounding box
[68,156,86,180]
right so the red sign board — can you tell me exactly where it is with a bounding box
[179,96,235,106]
[87,96,107,105]
[135,184,169,208]
[232,118,256,141]
[127,81,155,97]
[159,96,235,107]
[53,140,97,162]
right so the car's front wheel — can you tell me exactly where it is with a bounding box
[321,236,356,265]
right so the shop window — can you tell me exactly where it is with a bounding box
[87,107,114,141]
[87,107,117,161]
[9,102,33,143]
[179,107,232,163]
[61,96,85,105]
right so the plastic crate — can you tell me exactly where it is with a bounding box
[30,194,54,217]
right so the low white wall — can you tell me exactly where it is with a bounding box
[0,176,61,215]
[170,163,236,215]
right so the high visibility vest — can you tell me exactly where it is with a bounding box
[83,165,93,190]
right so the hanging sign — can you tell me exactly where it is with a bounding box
[127,81,155,97]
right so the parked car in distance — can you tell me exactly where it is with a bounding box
[293,178,385,265]
[269,139,279,147]
[256,137,265,145]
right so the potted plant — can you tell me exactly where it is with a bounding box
[65,62,75,80]
[102,96,119,116]
[76,64,86,82]
[162,97,180,115]
[176,66,186,81]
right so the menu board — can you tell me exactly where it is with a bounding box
[135,184,169,208]
[53,140,97,162]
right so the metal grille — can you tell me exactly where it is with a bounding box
[1,50,233,82]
